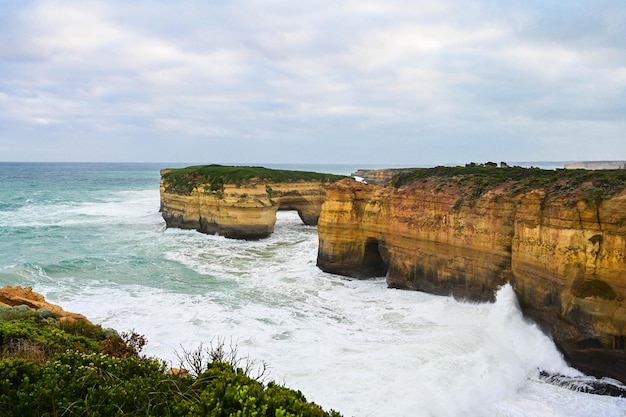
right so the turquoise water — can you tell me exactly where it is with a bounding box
[1,162,625,417]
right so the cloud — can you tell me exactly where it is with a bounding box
[0,0,624,164]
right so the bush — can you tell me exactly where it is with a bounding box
[100,329,148,358]
[0,315,103,361]
[0,352,341,417]
[0,357,39,410]
[0,305,36,321]
[0,310,342,417]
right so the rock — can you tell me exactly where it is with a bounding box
[538,371,626,397]
[168,367,190,378]
[0,286,91,324]
[160,165,344,239]
[317,170,626,383]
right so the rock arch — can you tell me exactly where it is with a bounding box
[161,175,338,240]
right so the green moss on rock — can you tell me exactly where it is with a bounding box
[162,165,346,195]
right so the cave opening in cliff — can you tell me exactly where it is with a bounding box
[276,205,319,228]
[362,238,388,278]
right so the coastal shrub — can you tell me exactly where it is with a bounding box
[60,317,107,340]
[0,337,51,365]
[175,338,269,382]
[0,311,343,417]
[1,351,181,417]
[0,357,40,412]
[100,329,147,358]
[185,362,340,417]
[0,305,36,321]
[0,352,341,417]
[0,316,103,363]
[35,308,57,320]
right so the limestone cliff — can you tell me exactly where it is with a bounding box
[317,166,626,383]
[160,165,344,239]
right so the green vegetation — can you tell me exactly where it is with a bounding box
[162,165,346,195]
[391,165,626,207]
[0,305,342,417]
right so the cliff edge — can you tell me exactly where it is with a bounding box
[317,166,626,383]
[160,165,345,239]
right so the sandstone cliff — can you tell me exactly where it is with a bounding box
[160,165,344,239]
[317,166,626,383]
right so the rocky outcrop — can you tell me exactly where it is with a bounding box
[317,169,626,383]
[160,165,344,239]
[0,286,91,324]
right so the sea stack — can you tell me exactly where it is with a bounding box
[159,165,345,239]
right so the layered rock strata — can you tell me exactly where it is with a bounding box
[160,166,343,239]
[317,171,626,383]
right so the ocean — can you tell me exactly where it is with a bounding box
[1,162,625,417]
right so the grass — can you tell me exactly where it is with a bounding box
[162,165,346,195]
[391,165,626,207]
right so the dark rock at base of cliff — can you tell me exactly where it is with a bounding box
[539,371,626,398]
[217,224,273,240]
[316,251,388,279]
[561,348,626,387]
[519,301,626,385]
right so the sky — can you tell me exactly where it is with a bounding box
[0,0,625,166]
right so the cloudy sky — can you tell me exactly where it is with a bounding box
[1,1,625,165]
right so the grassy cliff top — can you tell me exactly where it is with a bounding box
[391,165,626,204]
[162,164,346,194]
[393,165,626,188]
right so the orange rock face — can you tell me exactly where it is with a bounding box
[317,177,626,382]
[0,286,91,324]
[160,176,331,239]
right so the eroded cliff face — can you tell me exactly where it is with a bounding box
[160,172,331,239]
[317,175,626,382]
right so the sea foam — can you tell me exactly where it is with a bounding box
[1,164,624,417]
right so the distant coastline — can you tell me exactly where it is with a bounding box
[564,161,626,170]
[2,160,625,179]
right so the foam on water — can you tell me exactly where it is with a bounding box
[0,189,160,228]
[34,212,625,417]
[1,164,625,417]
[47,260,622,417]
